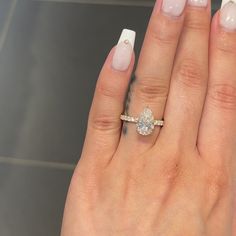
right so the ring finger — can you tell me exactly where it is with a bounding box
[119,0,187,154]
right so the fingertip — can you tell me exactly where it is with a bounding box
[111,29,136,72]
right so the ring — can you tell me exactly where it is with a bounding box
[120,107,164,136]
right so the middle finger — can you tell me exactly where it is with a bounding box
[158,0,211,151]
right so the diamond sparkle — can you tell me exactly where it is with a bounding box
[136,108,155,136]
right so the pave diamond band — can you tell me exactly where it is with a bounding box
[120,107,164,136]
[120,115,164,126]
[120,115,138,123]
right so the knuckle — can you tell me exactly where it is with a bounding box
[161,162,180,185]
[205,166,231,200]
[133,75,169,103]
[148,15,181,46]
[97,78,124,99]
[157,151,181,185]
[184,9,209,32]
[148,25,179,46]
[184,18,209,32]
[215,31,236,55]
[128,166,144,188]
[176,58,204,88]
[208,83,236,111]
[90,113,120,132]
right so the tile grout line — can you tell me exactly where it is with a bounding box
[34,0,154,7]
[34,0,221,9]
[0,156,76,170]
[0,0,18,53]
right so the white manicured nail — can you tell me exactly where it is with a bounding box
[221,0,236,8]
[112,29,136,71]
[220,1,236,31]
[162,0,187,17]
[188,0,208,7]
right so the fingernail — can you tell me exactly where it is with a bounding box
[221,0,236,8]
[220,1,236,31]
[162,0,187,17]
[188,0,208,7]
[112,29,136,72]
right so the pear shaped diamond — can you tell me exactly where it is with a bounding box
[136,108,155,136]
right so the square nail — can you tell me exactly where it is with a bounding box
[112,29,136,71]
[221,0,236,8]
[162,0,187,17]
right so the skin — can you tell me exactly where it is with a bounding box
[61,0,236,235]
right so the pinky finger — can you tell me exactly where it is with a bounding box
[80,29,136,167]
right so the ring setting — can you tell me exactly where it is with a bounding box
[120,107,164,136]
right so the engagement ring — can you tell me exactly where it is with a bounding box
[120,107,164,136]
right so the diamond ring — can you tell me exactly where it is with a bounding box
[120,107,164,136]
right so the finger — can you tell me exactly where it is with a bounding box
[80,29,135,167]
[158,0,211,150]
[119,0,187,153]
[198,1,236,166]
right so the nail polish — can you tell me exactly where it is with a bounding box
[112,29,136,72]
[188,0,208,7]
[221,0,236,8]
[220,1,236,31]
[162,0,187,17]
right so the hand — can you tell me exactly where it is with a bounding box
[61,0,236,235]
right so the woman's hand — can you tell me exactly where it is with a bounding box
[61,0,236,235]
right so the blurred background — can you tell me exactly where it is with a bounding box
[0,0,221,235]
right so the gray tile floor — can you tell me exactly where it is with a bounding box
[0,0,222,235]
